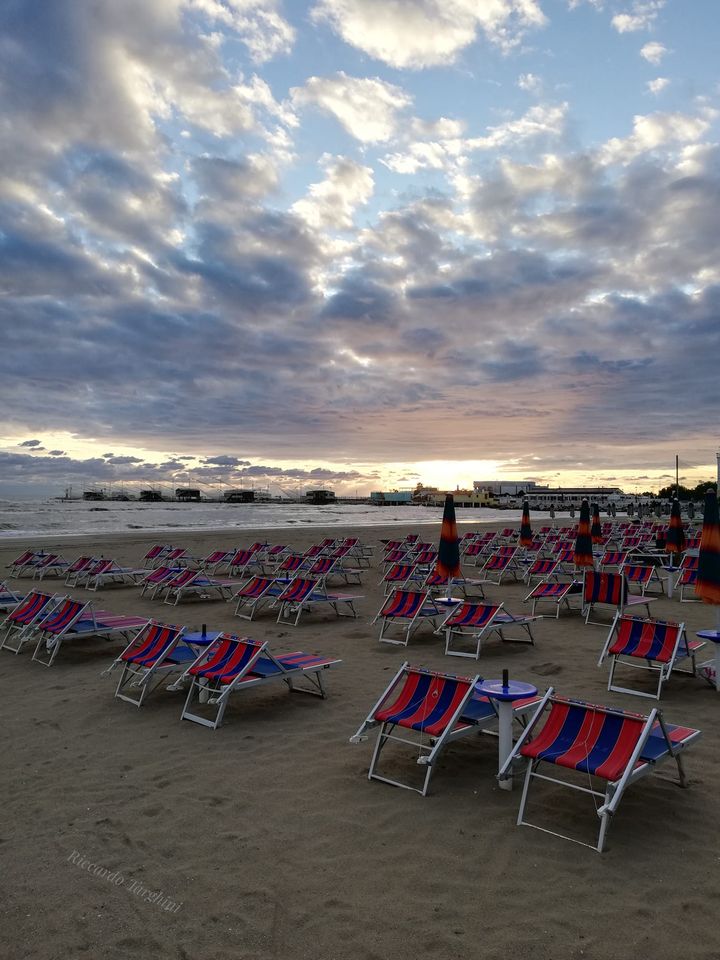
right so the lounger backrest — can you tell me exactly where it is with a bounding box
[189,635,264,681]
[446,603,501,629]
[230,550,254,566]
[529,559,557,575]
[205,551,228,564]
[425,568,449,587]
[277,578,318,602]
[583,571,623,605]
[237,576,274,599]
[609,617,683,663]
[601,551,626,566]
[414,550,437,564]
[167,569,198,588]
[165,548,187,561]
[121,623,182,664]
[622,564,652,584]
[11,550,35,567]
[143,566,173,584]
[485,554,510,570]
[374,667,474,736]
[678,567,697,586]
[278,556,304,572]
[36,598,87,634]
[309,558,335,576]
[384,564,416,582]
[9,591,54,624]
[35,554,59,568]
[89,559,115,575]
[383,549,408,563]
[143,545,166,560]
[556,548,575,563]
[379,590,428,619]
[519,697,647,781]
[67,556,93,573]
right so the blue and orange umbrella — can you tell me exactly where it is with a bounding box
[436,494,461,580]
[519,500,533,547]
[665,498,686,558]
[574,498,594,568]
[590,503,603,544]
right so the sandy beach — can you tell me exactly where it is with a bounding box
[1,521,719,960]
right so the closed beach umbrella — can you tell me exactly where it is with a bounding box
[688,500,695,520]
[436,493,461,580]
[628,501,634,517]
[574,498,594,568]
[665,498,686,558]
[591,503,603,544]
[549,504,555,520]
[697,489,720,606]
[519,500,532,547]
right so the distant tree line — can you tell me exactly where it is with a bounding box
[656,480,717,501]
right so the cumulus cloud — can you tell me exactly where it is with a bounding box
[311,0,546,67]
[291,72,412,143]
[186,0,295,63]
[640,40,667,64]
[292,155,374,230]
[647,77,669,95]
[19,439,43,447]
[611,0,666,33]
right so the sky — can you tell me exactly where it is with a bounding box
[1,0,719,499]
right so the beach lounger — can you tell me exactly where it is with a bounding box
[478,551,520,585]
[372,589,444,645]
[6,550,41,576]
[599,551,628,570]
[198,550,234,573]
[597,613,704,699]
[350,663,541,795]
[675,555,699,601]
[141,544,171,568]
[498,690,701,852]
[421,567,486,600]
[103,621,187,706]
[64,556,97,586]
[582,571,655,625]
[232,576,285,620]
[31,554,69,580]
[160,569,237,605]
[274,577,361,627]
[29,599,148,666]
[138,565,180,599]
[380,563,418,594]
[170,634,341,729]
[620,563,664,596]
[0,589,62,653]
[523,557,560,586]
[79,558,147,591]
[227,549,265,578]
[438,601,540,659]
[524,581,582,618]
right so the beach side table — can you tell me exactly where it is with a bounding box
[697,630,720,692]
[663,565,678,599]
[474,678,538,791]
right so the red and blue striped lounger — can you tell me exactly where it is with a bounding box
[274,577,361,627]
[30,600,149,666]
[524,580,582,618]
[438,601,540,659]
[31,554,69,580]
[598,614,704,699]
[498,690,701,852]
[64,556,97,586]
[620,563,663,596]
[138,565,182,599]
[199,550,233,573]
[421,567,486,600]
[7,550,41,576]
[160,569,238,605]
[104,621,187,706]
[524,557,560,586]
[350,663,543,795]
[232,576,285,620]
[372,589,444,645]
[600,551,627,569]
[0,590,62,653]
[380,563,418,594]
[582,570,655,625]
[479,552,520,585]
[141,544,171,568]
[79,559,147,591]
[171,634,341,729]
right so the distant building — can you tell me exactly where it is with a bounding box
[306,489,336,504]
[370,490,413,505]
[175,488,201,502]
[82,489,105,501]
[139,489,163,502]
[474,480,539,496]
[224,489,255,503]
[427,488,494,508]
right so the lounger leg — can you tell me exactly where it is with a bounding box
[516,760,535,826]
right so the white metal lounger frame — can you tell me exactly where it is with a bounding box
[0,592,64,654]
[103,622,187,707]
[497,689,700,853]
[349,663,483,796]
[172,637,340,730]
[436,602,540,659]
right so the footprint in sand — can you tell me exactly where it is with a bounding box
[530,662,563,676]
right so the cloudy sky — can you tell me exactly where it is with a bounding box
[1,0,718,498]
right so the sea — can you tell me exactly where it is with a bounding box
[0,498,558,541]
